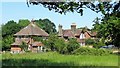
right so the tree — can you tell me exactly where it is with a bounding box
[44,33,66,53]
[18,19,30,29]
[2,20,21,51]
[28,1,120,16]
[2,20,21,38]
[85,38,95,45]
[2,35,14,51]
[20,42,28,51]
[44,34,58,51]
[93,16,120,47]
[35,19,57,34]
[54,38,66,53]
[66,38,80,53]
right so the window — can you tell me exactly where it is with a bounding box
[80,33,85,39]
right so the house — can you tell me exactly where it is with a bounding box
[58,23,96,46]
[11,20,49,53]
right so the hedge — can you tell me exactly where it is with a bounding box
[72,47,112,56]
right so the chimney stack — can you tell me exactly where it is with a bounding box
[58,24,63,37]
[71,23,76,34]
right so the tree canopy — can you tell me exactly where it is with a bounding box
[34,19,57,34]
[28,1,120,16]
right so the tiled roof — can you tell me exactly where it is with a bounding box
[62,29,97,37]
[63,29,74,38]
[14,22,49,37]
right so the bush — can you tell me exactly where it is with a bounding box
[93,41,106,48]
[85,38,95,45]
[72,47,112,56]
[44,34,67,53]
[66,38,80,54]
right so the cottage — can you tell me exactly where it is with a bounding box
[58,23,96,46]
[11,20,49,53]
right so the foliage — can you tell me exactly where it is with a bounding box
[29,1,120,16]
[72,47,112,56]
[35,19,57,34]
[2,52,118,66]
[18,19,30,29]
[20,42,28,51]
[93,16,120,47]
[2,35,14,51]
[66,38,80,54]
[44,34,58,51]
[54,38,66,53]
[2,20,21,38]
[93,38,106,48]
[44,34,66,53]
[44,34,80,54]
[85,38,95,45]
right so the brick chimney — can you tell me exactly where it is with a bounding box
[58,24,63,37]
[71,23,76,34]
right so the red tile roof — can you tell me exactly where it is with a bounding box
[61,29,96,38]
[63,29,74,38]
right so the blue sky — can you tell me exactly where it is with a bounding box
[1,2,103,30]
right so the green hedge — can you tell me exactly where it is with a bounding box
[72,47,112,56]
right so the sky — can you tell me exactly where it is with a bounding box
[1,1,103,30]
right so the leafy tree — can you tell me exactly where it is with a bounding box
[2,35,14,51]
[35,19,57,34]
[18,19,30,29]
[20,42,28,51]
[54,38,66,53]
[44,34,58,51]
[28,1,120,16]
[93,38,106,48]
[85,38,95,45]
[44,33,66,53]
[2,20,21,51]
[93,16,120,47]
[2,20,21,38]
[66,38,80,53]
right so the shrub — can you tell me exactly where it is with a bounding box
[44,34,67,53]
[93,41,106,48]
[72,47,112,56]
[85,38,95,45]
[66,38,80,54]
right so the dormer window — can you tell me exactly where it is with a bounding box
[80,33,85,39]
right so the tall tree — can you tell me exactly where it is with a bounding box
[18,19,30,29]
[35,19,57,34]
[2,20,20,50]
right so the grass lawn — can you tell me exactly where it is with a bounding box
[2,52,119,67]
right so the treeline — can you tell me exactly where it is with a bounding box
[1,19,57,51]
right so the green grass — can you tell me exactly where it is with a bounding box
[2,52,119,67]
